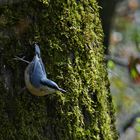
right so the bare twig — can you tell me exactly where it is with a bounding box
[13,56,30,64]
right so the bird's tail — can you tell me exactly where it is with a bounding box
[35,43,41,57]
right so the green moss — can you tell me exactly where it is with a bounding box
[0,0,118,140]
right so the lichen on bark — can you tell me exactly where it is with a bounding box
[0,0,118,140]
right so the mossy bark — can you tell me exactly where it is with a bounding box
[0,0,118,140]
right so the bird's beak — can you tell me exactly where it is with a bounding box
[58,88,66,93]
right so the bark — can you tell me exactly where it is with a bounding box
[0,0,118,140]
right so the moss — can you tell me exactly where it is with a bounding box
[0,0,118,140]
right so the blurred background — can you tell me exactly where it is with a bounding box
[99,0,140,139]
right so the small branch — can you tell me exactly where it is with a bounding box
[13,56,30,64]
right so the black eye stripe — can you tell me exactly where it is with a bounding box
[46,84,58,89]
[40,80,58,90]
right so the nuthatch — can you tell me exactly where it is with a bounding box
[16,44,66,96]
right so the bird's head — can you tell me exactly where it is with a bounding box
[40,78,66,93]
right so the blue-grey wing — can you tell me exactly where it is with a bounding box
[39,58,46,76]
[29,55,47,87]
[34,44,46,76]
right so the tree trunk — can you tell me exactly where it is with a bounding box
[0,1,118,140]
[98,0,123,54]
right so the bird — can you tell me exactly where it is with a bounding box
[15,44,66,96]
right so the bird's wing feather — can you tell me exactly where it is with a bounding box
[29,44,48,87]
[34,44,47,76]
[39,58,47,76]
[29,56,47,87]
[32,56,47,76]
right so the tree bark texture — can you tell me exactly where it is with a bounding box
[0,0,118,140]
